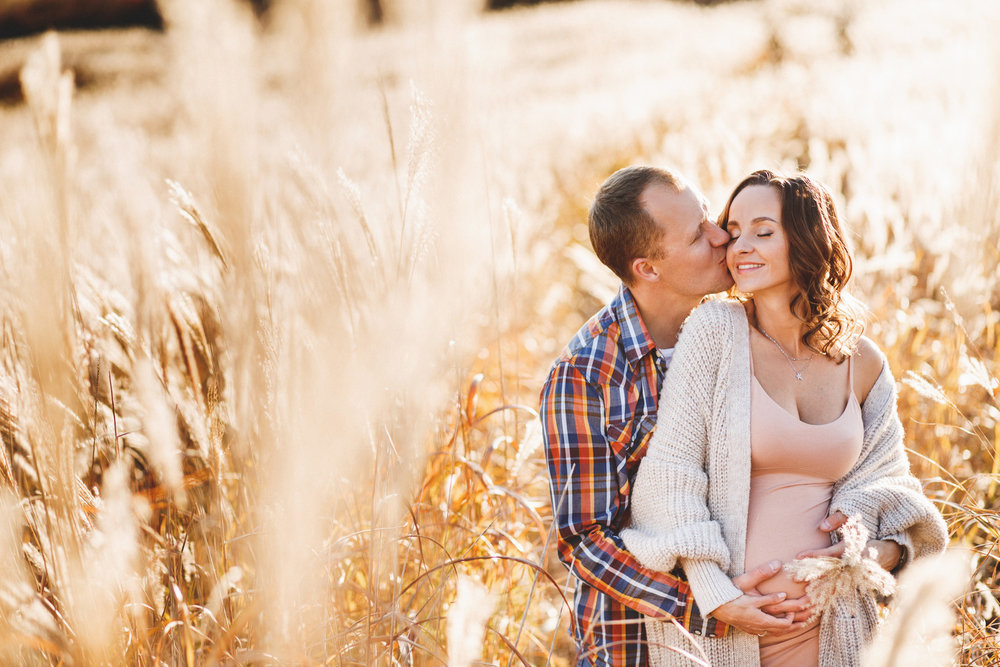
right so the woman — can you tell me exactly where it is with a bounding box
[620,170,947,667]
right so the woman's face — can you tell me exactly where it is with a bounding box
[725,185,793,296]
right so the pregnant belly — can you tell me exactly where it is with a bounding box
[744,472,835,600]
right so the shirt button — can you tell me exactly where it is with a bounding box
[692,630,702,636]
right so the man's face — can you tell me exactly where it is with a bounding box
[639,182,734,298]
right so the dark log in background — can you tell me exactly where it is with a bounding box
[0,0,740,40]
[0,0,162,39]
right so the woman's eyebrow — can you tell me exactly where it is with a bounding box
[751,216,778,224]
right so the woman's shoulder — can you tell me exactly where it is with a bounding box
[684,296,744,330]
[853,335,887,405]
[675,298,741,347]
[672,297,743,364]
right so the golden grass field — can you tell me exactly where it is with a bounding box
[0,0,997,665]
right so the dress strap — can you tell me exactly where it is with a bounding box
[848,352,855,396]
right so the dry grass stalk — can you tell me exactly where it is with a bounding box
[863,551,968,667]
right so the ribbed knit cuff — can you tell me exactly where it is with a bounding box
[882,531,913,574]
[681,558,742,617]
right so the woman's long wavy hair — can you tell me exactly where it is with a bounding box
[718,169,865,360]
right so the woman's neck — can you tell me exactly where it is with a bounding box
[749,291,810,357]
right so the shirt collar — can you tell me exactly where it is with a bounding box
[612,285,657,367]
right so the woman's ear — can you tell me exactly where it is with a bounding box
[631,257,660,283]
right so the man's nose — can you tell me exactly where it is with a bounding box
[709,224,731,247]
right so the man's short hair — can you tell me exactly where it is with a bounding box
[588,166,684,285]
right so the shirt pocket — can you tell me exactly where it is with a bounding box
[605,383,658,505]
[604,382,635,453]
[604,382,656,456]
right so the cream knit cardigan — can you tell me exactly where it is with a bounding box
[620,299,947,667]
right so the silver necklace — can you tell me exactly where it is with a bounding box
[758,326,814,381]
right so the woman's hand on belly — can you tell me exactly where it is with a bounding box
[795,538,902,573]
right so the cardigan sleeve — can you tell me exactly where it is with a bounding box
[621,301,743,615]
[829,357,948,562]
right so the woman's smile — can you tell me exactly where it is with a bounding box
[735,262,765,274]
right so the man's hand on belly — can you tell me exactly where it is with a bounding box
[759,591,812,629]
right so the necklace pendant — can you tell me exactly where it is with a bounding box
[795,373,804,381]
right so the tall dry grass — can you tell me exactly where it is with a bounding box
[0,0,997,666]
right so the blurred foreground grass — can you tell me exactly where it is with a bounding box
[0,0,997,665]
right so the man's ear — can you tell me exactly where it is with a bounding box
[631,257,660,283]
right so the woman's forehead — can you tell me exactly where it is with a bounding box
[729,185,782,222]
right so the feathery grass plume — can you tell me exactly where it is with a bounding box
[69,463,141,663]
[783,517,895,624]
[511,418,542,479]
[206,564,244,618]
[957,352,999,394]
[18,33,77,210]
[407,80,437,193]
[902,371,951,407]
[17,33,79,408]
[0,491,63,664]
[18,35,78,323]
[336,167,381,266]
[167,179,230,273]
[863,550,968,667]
[398,81,437,280]
[132,358,187,508]
[503,197,523,275]
[161,0,259,275]
[447,575,497,667]
[19,33,72,157]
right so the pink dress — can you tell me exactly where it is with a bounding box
[744,352,864,667]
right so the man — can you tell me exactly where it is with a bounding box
[539,166,850,666]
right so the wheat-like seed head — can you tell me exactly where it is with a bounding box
[902,371,951,407]
[783,517,896,625]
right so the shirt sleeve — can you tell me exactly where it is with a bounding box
[541,360,707,623]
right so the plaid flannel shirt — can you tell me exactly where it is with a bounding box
[540,286,729,667]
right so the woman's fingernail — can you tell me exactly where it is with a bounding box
[820,520,831,530]
[770,560,781,572]
[777,592,786,600]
